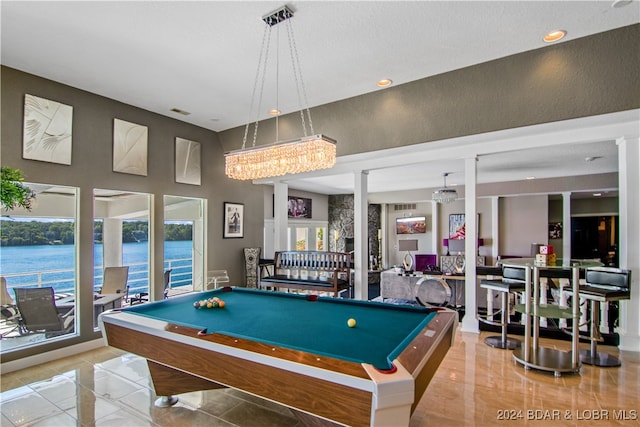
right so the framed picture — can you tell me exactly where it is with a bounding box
[449,214,466,240]
[223,202,244,238]
[175,137,201,185]
[396,216,426,234]
[549,222,562,239]
[113,118,148,176]
[288,196,312,218]
[23,94,73,165]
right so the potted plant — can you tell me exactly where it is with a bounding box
[1,167,36,211]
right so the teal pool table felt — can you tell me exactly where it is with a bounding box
[124,288,437,370]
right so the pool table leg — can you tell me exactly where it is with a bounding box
[155,396,179,407]
[147,359,227,404]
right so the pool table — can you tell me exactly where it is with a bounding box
[99,287,456,427]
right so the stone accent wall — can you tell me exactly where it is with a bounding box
[328,195,381,265]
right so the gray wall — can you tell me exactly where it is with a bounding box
[499,195,549,257]
[1,66,263,362]
[219,25,640,156]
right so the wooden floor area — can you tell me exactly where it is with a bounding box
[1,329,639,426]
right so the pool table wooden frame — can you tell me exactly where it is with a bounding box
[99,303,456,427]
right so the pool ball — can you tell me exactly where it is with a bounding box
[347,318,356,328]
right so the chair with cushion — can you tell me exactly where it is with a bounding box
[243,247,261,288]
[568,266,631,367]
[13,287,75,338]
[479,266,527,349]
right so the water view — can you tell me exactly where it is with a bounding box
[0,240,193,295]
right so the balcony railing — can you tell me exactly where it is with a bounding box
[1,257,193,297]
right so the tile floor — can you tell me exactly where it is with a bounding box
[1,330,639,426]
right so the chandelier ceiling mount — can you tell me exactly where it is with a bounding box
[432,173,458,204]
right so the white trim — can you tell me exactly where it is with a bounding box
[1,339,105,374]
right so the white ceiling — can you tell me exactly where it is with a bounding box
[2,1,639,196]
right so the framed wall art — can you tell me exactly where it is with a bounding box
[549,222,562,239]
[287,196,312,218]
[175,137,201,185]
[23,94,73,165]
[449,214,466,240]
[223,202,244,238]
[113,118,148,176]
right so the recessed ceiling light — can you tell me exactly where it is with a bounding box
[543,30,566,43]
[170,108,191,116]
[377,79,393,87]
[268,109,281,116]
[526,176,536,180]
[593,193,603,197]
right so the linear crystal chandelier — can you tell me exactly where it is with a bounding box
[225,6,337,180]
[432,173,458,204]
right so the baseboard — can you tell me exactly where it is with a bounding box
[619,333,640,352]
[1,339,105,374]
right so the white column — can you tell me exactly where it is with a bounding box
[557,192,572,328]
[354,171,369,301]
[192,215,204,292]
[562,192,571,260]
[102,219,123,267]
[380,203,388,269]
[273,181,288,252]
[486,196,499,320]
[617,137,640,352]
[491,196,499,264]
[462,156,479,333]
[431,201,439,255]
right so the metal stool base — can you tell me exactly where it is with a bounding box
[579,349,621,367]
[484,335,521,350]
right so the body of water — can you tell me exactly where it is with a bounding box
[0,240,193,295]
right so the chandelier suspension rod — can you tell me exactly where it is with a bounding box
[242,23,270,150]
[275,22,280,144]
[285,16,313,136]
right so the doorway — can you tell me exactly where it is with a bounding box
[571,215,618,266]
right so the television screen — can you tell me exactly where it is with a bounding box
[396,216,426,234]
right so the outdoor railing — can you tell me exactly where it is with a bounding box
[1,257,193,297]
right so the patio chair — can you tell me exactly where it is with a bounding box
[130,269,172,304]
[99,266,129,300]
[13,287,75,338]
[1,276,25,336]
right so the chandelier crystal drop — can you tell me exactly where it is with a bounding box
[224,5,337,180]
[432,173,458,204]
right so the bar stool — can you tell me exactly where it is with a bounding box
[568,266,631,367]
[479,266,526,349]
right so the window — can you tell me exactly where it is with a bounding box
[1,183,78,352]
